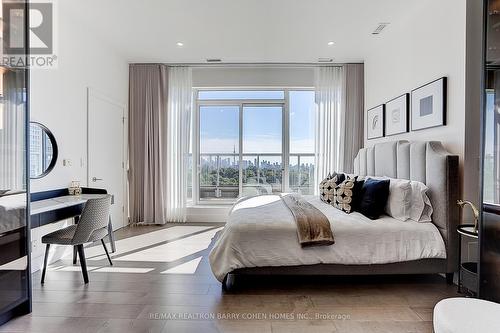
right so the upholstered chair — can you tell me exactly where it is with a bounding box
[41,195,113,284]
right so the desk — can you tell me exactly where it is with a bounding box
[30,194,116,252]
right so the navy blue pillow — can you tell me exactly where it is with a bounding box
[357,178,390,220]
[350,179,365,212]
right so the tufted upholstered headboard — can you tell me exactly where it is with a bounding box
[353,141,460,273]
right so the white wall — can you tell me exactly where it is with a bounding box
[364,0,467,178]
[192,66,315,88]
[30,1,128,193]
[364,0,468,156]
[364,0,483,262]
[29,1,128,271]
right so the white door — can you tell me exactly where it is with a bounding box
[87,88,126,230]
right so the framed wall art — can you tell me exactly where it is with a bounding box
[367,104,385,139]
[411,77,447,131]
[385,93,409,136]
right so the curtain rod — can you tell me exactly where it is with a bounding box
[128,62,362,68]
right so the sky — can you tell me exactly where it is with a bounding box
[485,92,495,155]
[199,90,315,154]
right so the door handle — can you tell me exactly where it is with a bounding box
[92,177,103,182]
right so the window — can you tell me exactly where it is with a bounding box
[242,105,283,196]
[483,90,500,205]
[199,106,239,200]
[194,89,316,203]
[289,91,315,194]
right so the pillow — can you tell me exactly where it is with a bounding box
[409,181,433,222]
[334,177,365,214]
[350,179,365,212]
[385,178,412,221]
[357,178,390,220]
[332,172,346,185]
[319,173,335,204]
[319,172,345,205]
[334,177,355,213]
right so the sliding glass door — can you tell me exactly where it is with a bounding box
[199,105,240,201]
[481,1,500,301]
[0,0,31,322]
[242,105,283,196]
[194,90,315,204]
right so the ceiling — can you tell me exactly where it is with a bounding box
[65,0,420,64]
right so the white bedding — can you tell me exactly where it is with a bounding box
[209,195,446,282]
[0,193,27,234]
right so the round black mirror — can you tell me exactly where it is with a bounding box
[29,122,58,179]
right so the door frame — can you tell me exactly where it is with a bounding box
[86,87,128,228]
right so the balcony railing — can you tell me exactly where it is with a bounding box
[197,153,315,201]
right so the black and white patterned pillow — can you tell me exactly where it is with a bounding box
[319,173,334,204]
[319,172,345,205]
[334,177,356,213]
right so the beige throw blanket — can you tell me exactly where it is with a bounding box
[281,194,334,247]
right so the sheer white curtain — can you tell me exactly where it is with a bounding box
[0,70,26,192]
[314,66,346,194]
[164,67,192,222]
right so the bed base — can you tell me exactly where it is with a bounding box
[222,259,452,290]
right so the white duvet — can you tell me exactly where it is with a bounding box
[209,195,446,282]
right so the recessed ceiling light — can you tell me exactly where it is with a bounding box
[176,42,184,47]
[327,41,335,46]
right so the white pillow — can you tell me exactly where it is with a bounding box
[364,176,432,222]
[364,176,410,221]
[385,178,412,221]
[409,181,433,223]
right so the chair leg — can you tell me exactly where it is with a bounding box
[41,244,50,284]
[73,246,77,265]
[108,217,116,253]
[76,244,89,284]
[101,239,113,266]
[73,216,80,264]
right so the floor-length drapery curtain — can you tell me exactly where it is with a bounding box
[164,67,192,222]
[314,66,346,193]
[343,64,364,173]
[128,64,192,224]
[129,64,168,224]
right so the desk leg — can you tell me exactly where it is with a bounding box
[108,217,116,253]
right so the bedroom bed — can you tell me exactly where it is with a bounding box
[209,140,460,288]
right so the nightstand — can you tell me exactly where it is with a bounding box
[457,224,478,295]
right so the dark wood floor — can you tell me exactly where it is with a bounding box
[0,223,459,333]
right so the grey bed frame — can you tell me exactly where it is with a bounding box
[224,141,460,288]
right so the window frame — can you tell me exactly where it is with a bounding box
[192,88,315,205]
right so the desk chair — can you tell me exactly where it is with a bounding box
[41,195,113,284]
